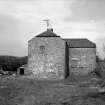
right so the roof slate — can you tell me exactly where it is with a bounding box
[36,29,60,37]
[64,38,96,48]
[29,29,96,48]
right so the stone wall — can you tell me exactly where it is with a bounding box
[69,48,96,75]
[28,37,65,79]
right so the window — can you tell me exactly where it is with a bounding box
[71,58,79,68]
[39,45,45,54]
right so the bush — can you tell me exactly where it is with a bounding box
[0,56,28,71]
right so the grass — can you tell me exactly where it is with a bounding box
[0,74,104,105]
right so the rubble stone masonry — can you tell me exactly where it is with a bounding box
[69,48,96,75]
[28,37,66,79]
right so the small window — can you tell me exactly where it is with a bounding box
[39,45,45,54]
[40,45,45,51]
[71,58,79,68]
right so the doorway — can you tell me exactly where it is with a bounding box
[20,68,24,75]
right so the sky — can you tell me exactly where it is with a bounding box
[0,0,105,58]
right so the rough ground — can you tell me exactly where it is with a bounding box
[0,75,105,105]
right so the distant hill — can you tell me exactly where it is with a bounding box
[0,56,28,71]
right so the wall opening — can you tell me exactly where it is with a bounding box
[20,68,24,75]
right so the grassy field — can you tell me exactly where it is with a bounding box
[0,74,105,105]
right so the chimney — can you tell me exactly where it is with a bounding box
[43,19,53,32]
[47,28,53,32]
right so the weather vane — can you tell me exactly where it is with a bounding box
[43,19,51,30]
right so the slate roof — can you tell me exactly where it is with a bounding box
[36,29,60,37]
[64,38,96,48]
[29,29,96,48]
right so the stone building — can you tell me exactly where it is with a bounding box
[17,64,28,75]
[64,39,96,76]
[28,28,96,79]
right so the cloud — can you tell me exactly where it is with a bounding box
[0,0,105,57]
[68,0,105,21]
[0,14,27,56]
[0,0,75,22]
[0,0,76,56]
[55,20,105,39]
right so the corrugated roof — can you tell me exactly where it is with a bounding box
[36,29,60,37]
[64,38,96,48]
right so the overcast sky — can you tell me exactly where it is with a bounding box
[0,0,105,58]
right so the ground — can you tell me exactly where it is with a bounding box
[0,74,105,105]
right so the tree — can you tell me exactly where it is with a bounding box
[103,43,105,61]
